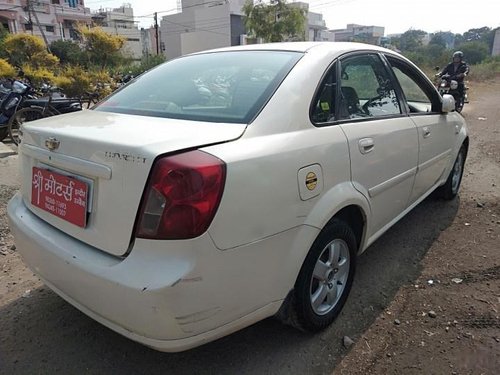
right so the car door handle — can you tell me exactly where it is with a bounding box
[358,138,374,154]
[423,127,431,138]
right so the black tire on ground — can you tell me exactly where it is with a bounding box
[0,126,8,142]
[8,107,46,146]
[436,145,467,200]
[291,219,357,332]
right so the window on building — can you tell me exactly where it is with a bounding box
[51,0,61,4]
[25,23,33,31]
[46,25,55,32]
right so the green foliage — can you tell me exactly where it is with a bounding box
[398,29,427,52]
[79,27,127,69]
[459,41,490,64]
[429,34,447,49]
[117,54,166,77]
[460,26,495,52]
[21,65,56,86]
[0,24,8,44]
[3,33,59,69]
[243,0,306,43]
[468,60,500,81]
[50,40,85,66]
[0,58,15,78]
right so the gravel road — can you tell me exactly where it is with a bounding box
[0,80,498,374]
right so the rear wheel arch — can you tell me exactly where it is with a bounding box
[325,204,366,253]
[277,203,367,329]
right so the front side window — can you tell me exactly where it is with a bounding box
[339,54,401,120]
[386,56,437,113]
[95,51,303,124]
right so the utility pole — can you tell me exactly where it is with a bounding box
[27,0,51,52]
[154,12,159,55]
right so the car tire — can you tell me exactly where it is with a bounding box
[437,145,466,200]
[292,219,357,332]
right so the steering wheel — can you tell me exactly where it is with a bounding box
[361,95,383,115]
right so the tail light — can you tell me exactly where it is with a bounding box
[136,150,226,240]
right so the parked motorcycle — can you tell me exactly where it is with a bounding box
[0,81,83,143]
[0,80,34,142]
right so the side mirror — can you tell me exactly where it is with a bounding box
[441,94,455,113]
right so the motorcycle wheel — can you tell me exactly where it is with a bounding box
[8,107,47,146]
[0,126,8,142]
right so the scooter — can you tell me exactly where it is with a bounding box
[0,80,33,142]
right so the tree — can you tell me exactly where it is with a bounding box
[462,27,495,53]
[78,27,126,69]
[459,41,490,64]
[0,58,15,78]
[50,40,85,66]
[399,29,427,52]
[243,0,306,43]
[2,33,59,68]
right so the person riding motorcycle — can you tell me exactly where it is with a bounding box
[435,51,469,102]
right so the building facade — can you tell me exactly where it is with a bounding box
[492,28,500,56]
[330,23,385,45]
[290,1,332,42]
[91,4,142,61]
[160,0,247,59]
[0,0,91,43]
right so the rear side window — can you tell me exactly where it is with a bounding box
[95,51,302,124]
[311,62,337,124]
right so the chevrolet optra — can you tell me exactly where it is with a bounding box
[8,42,468,351]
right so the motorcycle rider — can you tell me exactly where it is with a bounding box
[436,51,469,102]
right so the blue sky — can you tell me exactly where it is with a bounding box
[84,0,500,35]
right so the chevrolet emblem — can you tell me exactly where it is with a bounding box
[45,137,60,151]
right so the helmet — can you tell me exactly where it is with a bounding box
[453,51,464,60]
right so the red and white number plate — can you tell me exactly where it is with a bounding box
[31,167,89,228]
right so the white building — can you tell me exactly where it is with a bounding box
[160,0,247,59]
[290,1,332,41]
[0,0,91,43]
[492,28,500,56]
[91,4,142,61]
[330,23,385,45]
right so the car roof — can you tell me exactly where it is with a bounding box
[194,41,394,55]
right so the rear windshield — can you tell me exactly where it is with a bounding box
[95,51,303,124]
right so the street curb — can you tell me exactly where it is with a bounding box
[0,142,17,158]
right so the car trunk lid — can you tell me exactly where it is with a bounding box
[20,110,245,257]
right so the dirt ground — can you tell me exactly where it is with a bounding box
[335,80,500,374]
[0,81,498,374]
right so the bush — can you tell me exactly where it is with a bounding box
[116,54,166,78]
[468,60,500,81]
[21,65,56,86]
[3,33,59,68]
[54,66,116,98]
[50,40,85,66]
[54,66,92,97]
[0,58,15,78]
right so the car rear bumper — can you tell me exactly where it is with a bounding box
[7,193,314,351]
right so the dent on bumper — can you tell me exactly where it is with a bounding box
[7,193,297,351]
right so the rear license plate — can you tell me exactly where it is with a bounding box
[31,167,89,228]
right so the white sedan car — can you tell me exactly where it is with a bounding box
[8,42,467,352]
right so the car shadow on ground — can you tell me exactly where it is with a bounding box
[0,197,460,375]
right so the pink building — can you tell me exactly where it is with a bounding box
[0,0,91,44]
